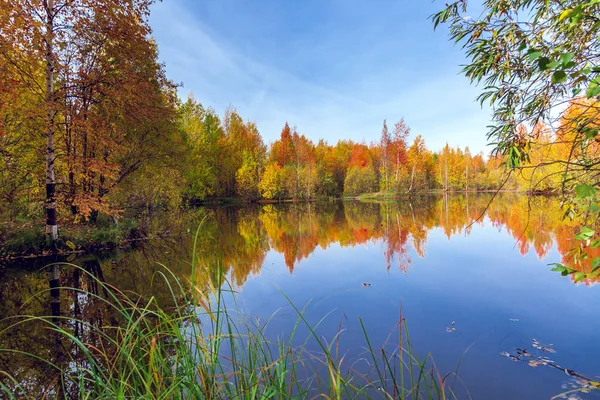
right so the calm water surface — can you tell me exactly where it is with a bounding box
[1,194,599,399]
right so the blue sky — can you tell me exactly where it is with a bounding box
[149,0,492,154]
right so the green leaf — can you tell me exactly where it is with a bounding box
[583,127,599,140]
[547,61,561,70]
[575,226,595,241]
[528,50,542,62]
[573,88,582,96]
[592,257,600,272]
[550,264,567,273]
[575,184,597,198]
[538,57,551,70]
[574,271,587,282]
[587,78,600,98]
[552,70,567,84]
[591,239,600,249]
[560,52,575,67]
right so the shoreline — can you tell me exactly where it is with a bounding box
[0,191,551,263]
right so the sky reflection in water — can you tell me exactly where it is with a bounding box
[2,194,600,399]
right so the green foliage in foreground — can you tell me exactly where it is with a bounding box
[0,264,460,399]
[433,0,600,282]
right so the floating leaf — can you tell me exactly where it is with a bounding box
[500,351,520,361]
[533,339,556,353]
[529,359,547,367]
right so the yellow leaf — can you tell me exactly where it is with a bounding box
[559,9,572,22]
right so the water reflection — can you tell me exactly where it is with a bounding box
[1,194,598,398]
[192,194,598,286]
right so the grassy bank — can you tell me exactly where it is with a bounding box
[0,208,204,262]
[0,223,123,260]
[0,263,458,399]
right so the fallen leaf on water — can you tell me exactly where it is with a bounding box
[533,338,556,353]
[516,348,533,357]
[529,359,547,367]
[446,327,456,333]
[500,351,520,361]
[362,282,371,287]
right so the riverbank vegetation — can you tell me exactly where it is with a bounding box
[0,263,454,399]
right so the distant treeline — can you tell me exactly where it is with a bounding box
[179,96,509,203]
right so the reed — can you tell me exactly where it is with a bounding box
[0,261,459,399]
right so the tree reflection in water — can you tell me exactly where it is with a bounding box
[0,194,597,397]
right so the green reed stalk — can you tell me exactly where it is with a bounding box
[0,258,456,399]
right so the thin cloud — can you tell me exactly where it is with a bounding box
[149,0,493,153]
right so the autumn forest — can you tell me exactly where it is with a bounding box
[2,0,600,399]
[1,0,596,241]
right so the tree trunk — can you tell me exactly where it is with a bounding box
[445,161,448,191]
[296,164,300,199]
[45,0,58,241]
[382,150,388,191]
[407,164,416,194]
[465,162,468,192]
[307,164,311,199]
[48,263,65,398]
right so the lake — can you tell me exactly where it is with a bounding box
[1,194,600,399]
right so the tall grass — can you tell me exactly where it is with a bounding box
[0,260,460,399]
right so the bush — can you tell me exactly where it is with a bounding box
[344,166,377,196]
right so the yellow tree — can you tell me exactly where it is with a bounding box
[259,163,282,200]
